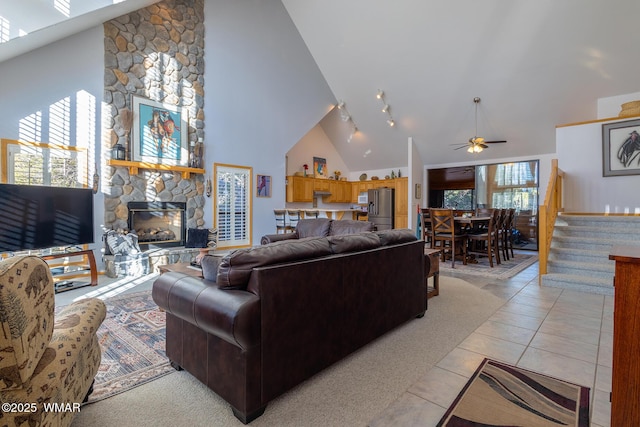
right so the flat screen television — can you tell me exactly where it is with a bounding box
[0,183,94,252]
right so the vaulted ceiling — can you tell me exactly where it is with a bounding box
[3,1,639,170]
[281,0,640,169]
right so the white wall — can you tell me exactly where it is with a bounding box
[203,0,336,243]
[557,119,640,213]
[409,137,423,231]
[0,26,106,256]
[287,124,348,178]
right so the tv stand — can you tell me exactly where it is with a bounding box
[41,249,98,293]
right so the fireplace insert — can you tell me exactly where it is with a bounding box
[128,202,186,247]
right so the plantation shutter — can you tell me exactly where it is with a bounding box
[215,164,251,248]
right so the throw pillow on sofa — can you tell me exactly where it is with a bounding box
[201,255,221,282]
[376,229,417,246]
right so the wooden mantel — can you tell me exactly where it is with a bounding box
[107,159,205,179]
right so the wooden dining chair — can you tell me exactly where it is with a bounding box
[467,208,500,267]
[504,208,516,259]
[419,208,432,246]
[496,208,509,261]
[430,208,467,268]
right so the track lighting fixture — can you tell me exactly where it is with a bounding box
[336,100,358,143]
[376,89,396,128]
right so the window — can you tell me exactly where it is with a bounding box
[1,139,88,187]
[214,163,252,248]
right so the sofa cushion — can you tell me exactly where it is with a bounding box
[328,232,381,254]
[217,237,333,290]
[329,220,374,236]
[376,229,418,246]
[296,218,331,238]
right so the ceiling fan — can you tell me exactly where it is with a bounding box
[453,97,506,153]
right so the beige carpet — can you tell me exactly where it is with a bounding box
[71,276,506,427]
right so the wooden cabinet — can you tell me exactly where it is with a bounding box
[609,245,640,427]
[394,177,408,229]
[286,176,313,202]
[326,180,351,203]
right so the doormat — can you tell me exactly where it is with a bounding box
[437,358,590,426]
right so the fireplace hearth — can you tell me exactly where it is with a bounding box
[128,202,186,247]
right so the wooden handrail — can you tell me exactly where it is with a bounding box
[539,159,564,279]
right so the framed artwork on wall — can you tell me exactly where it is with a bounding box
[131,95,189,166]
[313,157,327,178]
[257,175,271,197]
[603,118,640,177]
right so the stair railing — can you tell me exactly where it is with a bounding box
[539,159,564,279]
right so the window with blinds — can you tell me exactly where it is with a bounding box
[214,163,252,248]
[1,140,88,187]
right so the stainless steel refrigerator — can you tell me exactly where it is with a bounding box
[368,188,394,230]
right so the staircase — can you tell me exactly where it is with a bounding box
[541,214,640,295]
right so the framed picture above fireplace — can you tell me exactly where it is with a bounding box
[131,95,189,166]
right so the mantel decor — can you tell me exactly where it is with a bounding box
[131,95,189,166]
[603,118,640,177]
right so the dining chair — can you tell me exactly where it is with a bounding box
[419,208,432,246]
[274,209,292,234]
[467,208,500,267]
[504,208,516,259]
[430,208,467,268]
[496,208,509,261]
[287,209,301,230]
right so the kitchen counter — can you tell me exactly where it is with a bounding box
[285,208,366,220]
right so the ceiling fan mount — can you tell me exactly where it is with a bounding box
[452,97,506,153]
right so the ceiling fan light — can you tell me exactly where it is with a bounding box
[467,146,474,153]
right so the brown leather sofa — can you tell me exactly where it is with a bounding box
[260,218,374,245]
[152,229,425,423]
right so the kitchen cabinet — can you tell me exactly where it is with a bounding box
[286,176,313,202]
[394,177,408,228]
[326,180,351,203]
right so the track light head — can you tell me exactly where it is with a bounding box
[382,104,389,113]
[376,90,384,100]
[337,101,345,109]
[387,119,395,127]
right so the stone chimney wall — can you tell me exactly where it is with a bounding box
[103,0,205,231]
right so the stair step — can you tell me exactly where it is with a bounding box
[556,214,640,228]
[547,259,614,280]
[541,273,613,296]
[549,247,614,264]
[553,224,640,240]
[550,235,618,251]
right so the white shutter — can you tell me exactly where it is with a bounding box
[214,164,252,248]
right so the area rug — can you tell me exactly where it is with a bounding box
[437,358,590,427]
[440,251,537,279]
[86,291,172,403]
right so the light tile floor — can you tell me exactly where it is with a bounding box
[370,259,613,427]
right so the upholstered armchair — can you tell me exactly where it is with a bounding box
[0,255,106,427]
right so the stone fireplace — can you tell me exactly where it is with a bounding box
[128,201,186,247]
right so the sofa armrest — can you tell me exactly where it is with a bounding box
[152,272,260,350]
[260,232,298,245]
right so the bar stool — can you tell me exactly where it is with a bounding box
[274,209,291,234]
[287,209,301,231]
[304,210,319,219]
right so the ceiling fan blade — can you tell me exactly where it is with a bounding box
[454,145,469,150]
[478,143,489,149]
[484,140,507,144]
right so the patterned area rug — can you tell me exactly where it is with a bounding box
[87,291,172,402]
[438,358,590,426]
[440,251,537,279]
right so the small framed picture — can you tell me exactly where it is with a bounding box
[603,118,640,177]
[131,95,189,166]
[313,157,327,178]
[257,175,271,197]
